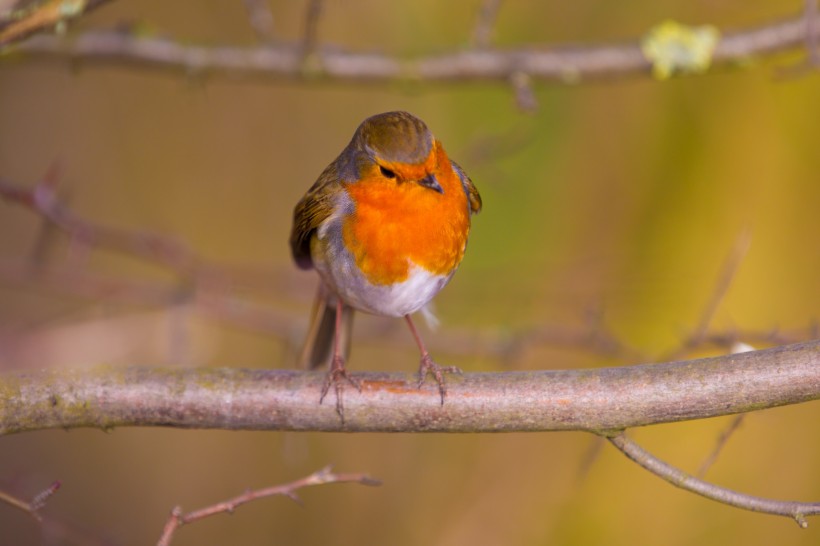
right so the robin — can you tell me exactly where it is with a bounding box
[290,111,482,418]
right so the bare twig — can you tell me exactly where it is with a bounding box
[8,11,820,83]
[471,0,503,48]
[1,479,124,544]
[0,258,298,337]
[695,327,813,352]
[697,414,746,478]
[1,339,818,435]
[0,174,306,340]
[576,436,606,483]
[156,466,380,546]
[502,312,649,363]
[0,480,61,522]
[302,0,323,59]
[663,229,752,362]
[0,175,293,303]
[692,229,752,342]
[608,432,820,527]
[510,70,538,112]
[241,0,275,43]
[807,0,819,65]
[0,175,206,276]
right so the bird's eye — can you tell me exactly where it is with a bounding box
[379,166,397,179]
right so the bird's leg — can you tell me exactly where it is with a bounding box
[319,299,361,421]
[405,315,462,405]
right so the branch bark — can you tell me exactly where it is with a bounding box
[2,339,818,435]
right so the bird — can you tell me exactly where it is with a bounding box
[289,111,482,419]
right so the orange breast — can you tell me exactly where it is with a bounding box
[342,144,471,286]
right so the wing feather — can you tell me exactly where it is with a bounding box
[451,160,482,214]
[289,162,341,269]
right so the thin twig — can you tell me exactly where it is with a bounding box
[0,175,290,300]
[0,258,300,338]
[0,481,61,522]
[0,480,116,544]
[0,488,38,518]
[665,228,751,361]
[302,0,323,58]
[576,436,605,483]
[509,316,649,363]
[697,414,746,478]
[241,0,276,43]
[471,0,503,48]
[692,229,751,341]
[509,71,538,112]
[0,175,204,276]
[607,432,820,527]
[807,0,819,65]
[155,466,380,546]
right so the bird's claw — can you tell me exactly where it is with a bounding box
[320,356,362,422]
[417,353,462,405]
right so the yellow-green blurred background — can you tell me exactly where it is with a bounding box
[2,1,819,545]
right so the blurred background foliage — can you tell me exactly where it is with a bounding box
[1,1,819,545]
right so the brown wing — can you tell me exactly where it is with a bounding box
[289,162,342,269]
[452,160,482,214]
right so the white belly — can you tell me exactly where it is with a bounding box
[316,257,452,317]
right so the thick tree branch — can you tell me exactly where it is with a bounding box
[5,11,818,83]
[1,339,818,435]
[608,433,820,527]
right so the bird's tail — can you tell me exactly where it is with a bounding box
[298,285,354,369]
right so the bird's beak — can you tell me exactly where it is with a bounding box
[418,173,443,194]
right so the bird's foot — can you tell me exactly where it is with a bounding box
[320,355,362,423]
[417,353,462,405]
